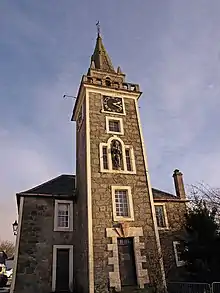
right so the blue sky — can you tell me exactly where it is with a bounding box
[1,0,220,241]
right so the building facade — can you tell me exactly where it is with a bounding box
[11,33,188,293]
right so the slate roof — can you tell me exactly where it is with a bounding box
[17,174,177,200]
[17,174,75,197]
[152,188,176,199]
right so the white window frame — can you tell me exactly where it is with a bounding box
[106,116,124,135]
[111,186,134,221]
[99,136,136,174]
[154,203,169,230]
[54,200,73,232]
[52,245,74,292]
[173,241,185,267]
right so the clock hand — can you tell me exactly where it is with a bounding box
[112,102,122,107]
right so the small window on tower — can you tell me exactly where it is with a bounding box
[125,148,132,171]
[112,186,134,221]
[109,120,120,132]
[115,190,129,217]
[102,146,108,170]
[106,117,124,135]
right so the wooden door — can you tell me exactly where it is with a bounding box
[118,238,137,286]
[56,248,70,292]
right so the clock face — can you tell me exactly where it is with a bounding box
[103,96,124,113]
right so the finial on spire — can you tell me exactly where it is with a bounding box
[96,21,101,37]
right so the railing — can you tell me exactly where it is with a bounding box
[168,282,211,293]
[212,283,220,293]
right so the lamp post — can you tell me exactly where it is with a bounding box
[12,220,18,236]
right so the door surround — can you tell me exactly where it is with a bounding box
[52,245,73,292]
[106,226,149,291]
[118,237,137,286]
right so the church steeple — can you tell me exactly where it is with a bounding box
[90,30,116,73]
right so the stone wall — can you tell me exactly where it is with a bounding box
[158,201,187,281]
[88,91,164,293]
[13,196,74,293]
[74,98,90,293]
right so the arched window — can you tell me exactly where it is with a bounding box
[99,137,136,174]
[105,78,111,87]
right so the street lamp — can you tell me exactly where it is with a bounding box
[12,220,18,236]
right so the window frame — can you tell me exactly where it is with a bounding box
[54,200,73,232]
[154,203,169,230]
[106,116,124,135]
[125,147,133,171]
[173,241,185,267]
[111,186,134,221]
[102,146,108,170]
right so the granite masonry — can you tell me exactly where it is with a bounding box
[11,32,188,293]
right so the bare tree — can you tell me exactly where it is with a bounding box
[188,183,220,208]
[0,240,15,258]
[187,183,220,227]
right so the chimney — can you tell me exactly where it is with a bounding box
[173,169,186,199]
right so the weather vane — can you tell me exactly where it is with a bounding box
[96,21,100,36]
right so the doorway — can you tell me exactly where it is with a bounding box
[117,238,137,286]
[52,245,73,292]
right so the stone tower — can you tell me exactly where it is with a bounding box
[72,31,166,293]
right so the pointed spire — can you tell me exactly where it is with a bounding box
[90,23,115,73]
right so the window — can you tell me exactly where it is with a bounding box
[155,204,168,229]
[173,241,185,267]
[58,204,69,228]
[125,148,132,171]
[106,117,124,135]
[112,186,134,221]
[115,190,129,217]
[102,146,108,169]
[109,120,120,132]
[54,200,73,232]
